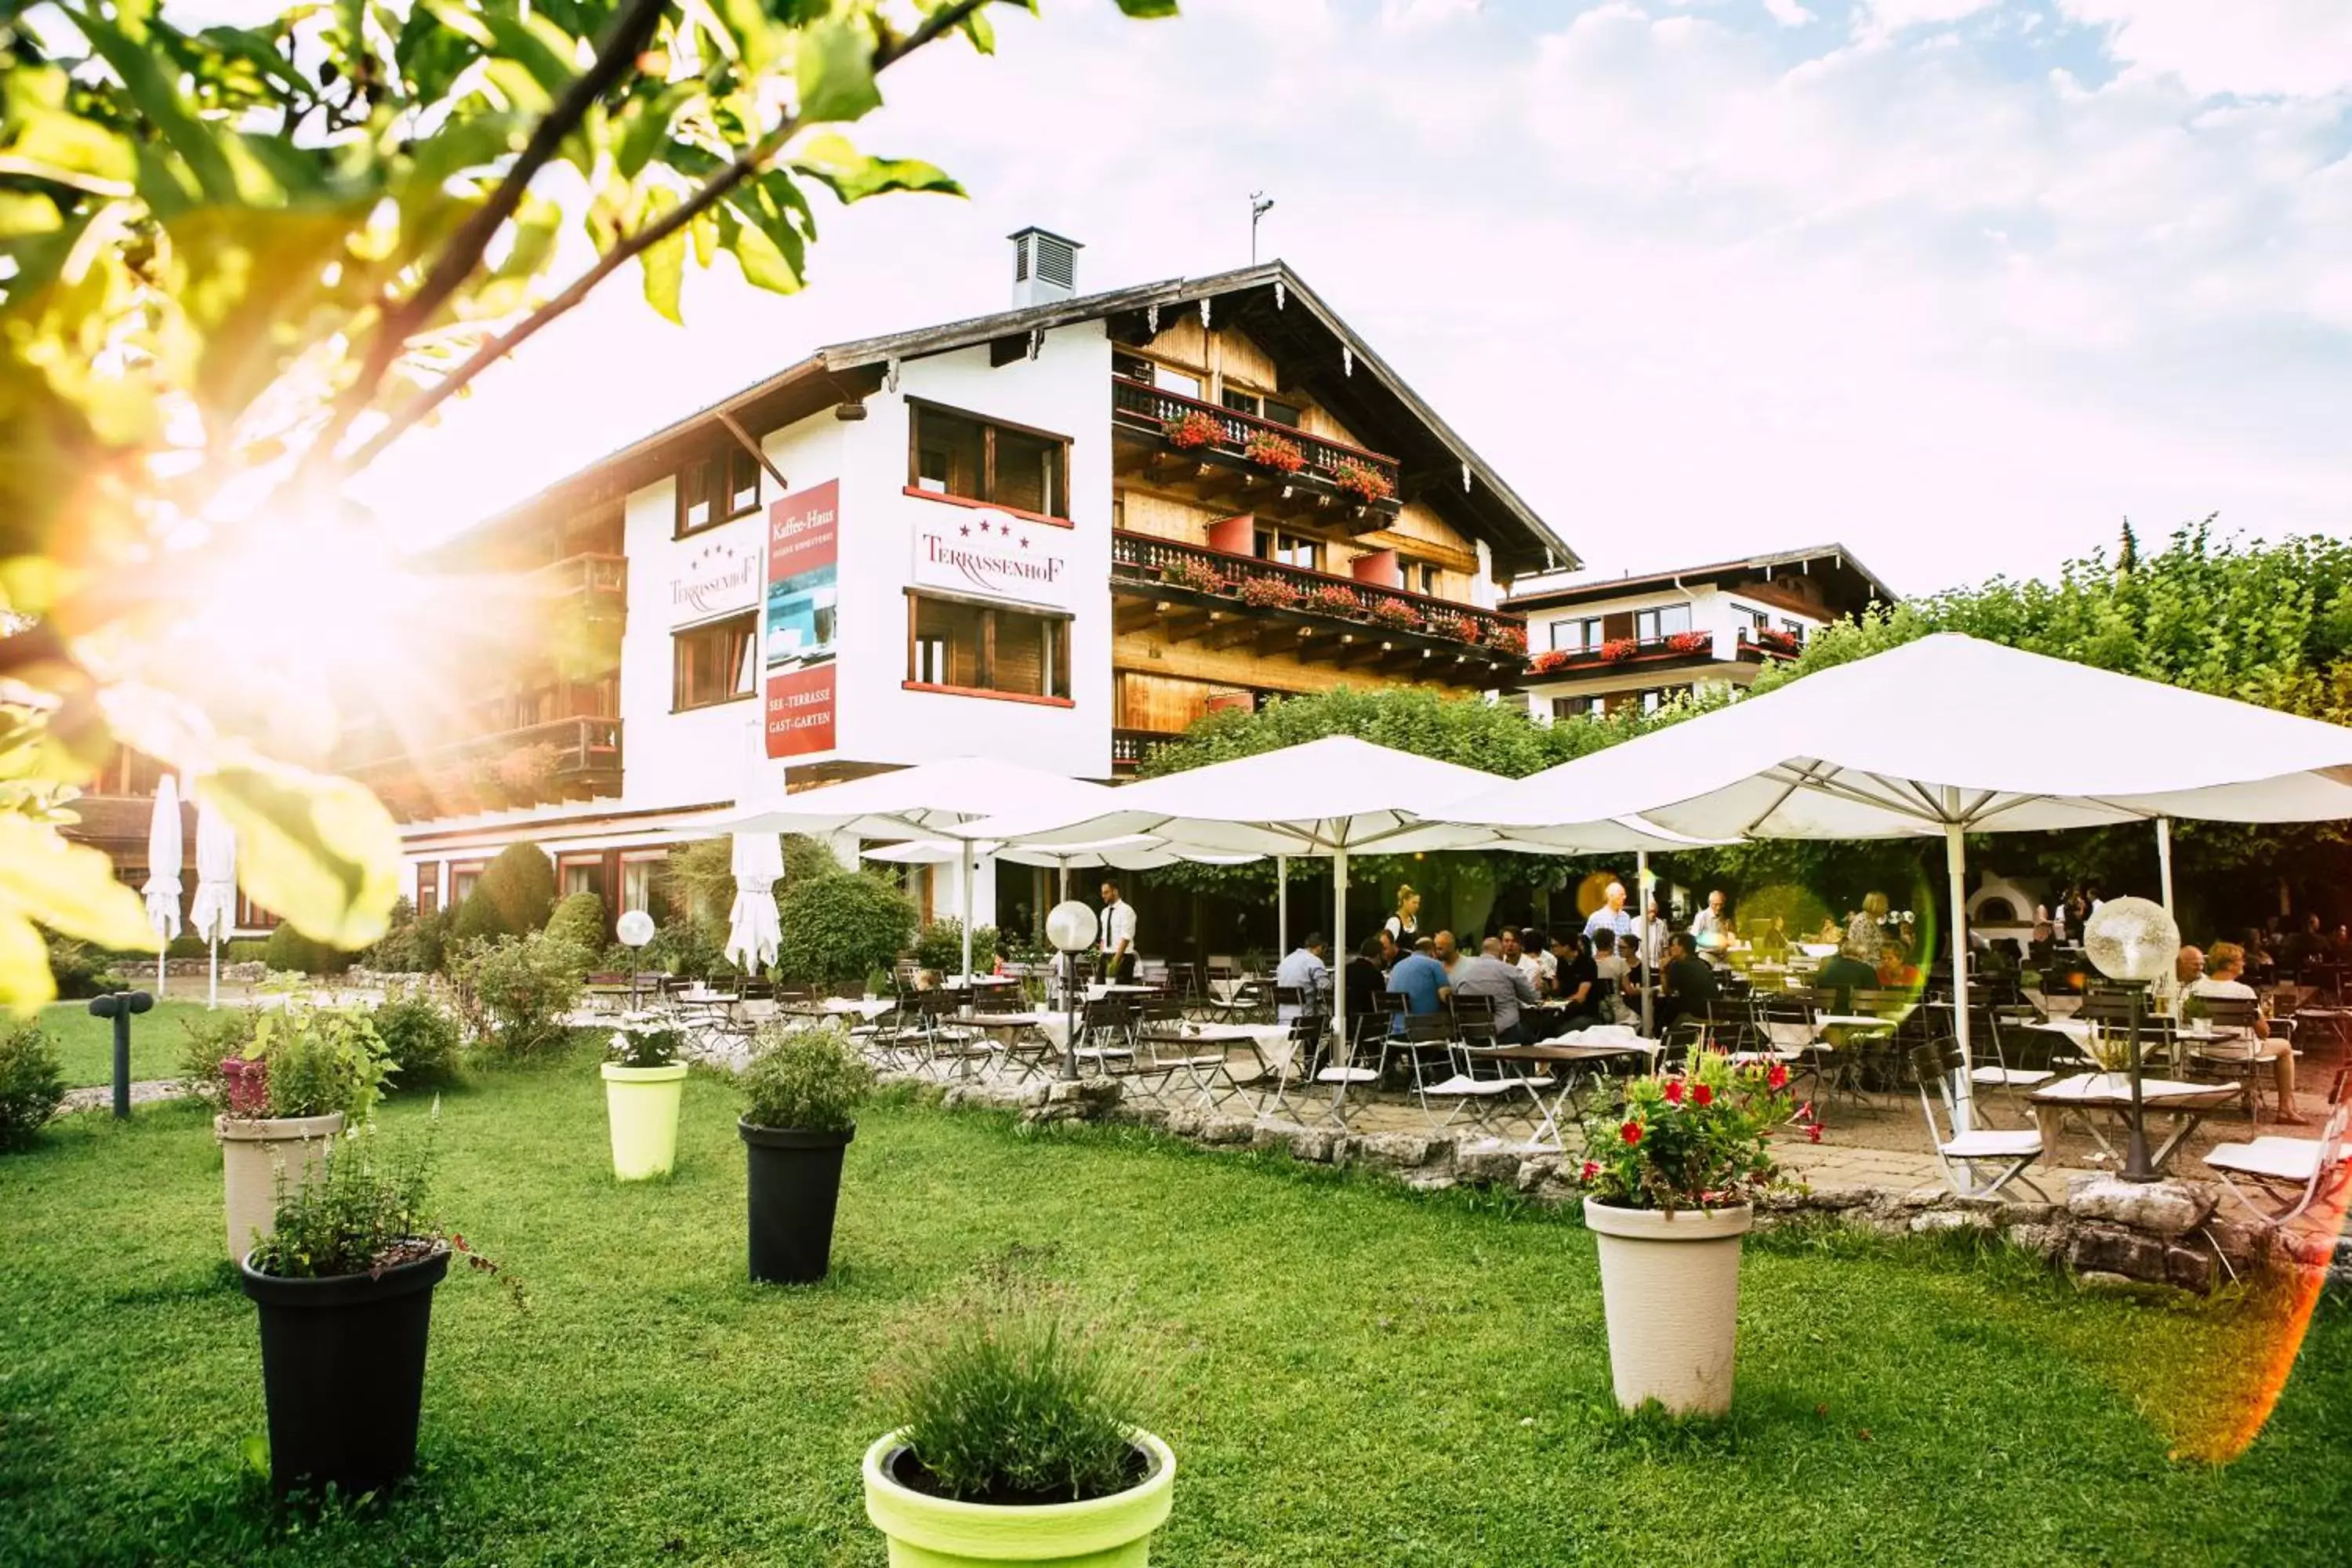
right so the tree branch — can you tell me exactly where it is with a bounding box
[305,0,671,478]
[337,0,993,480]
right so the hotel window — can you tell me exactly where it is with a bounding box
[1551,695,1602,721]
[619,853,664,916]
[1399,557,1442,597]
[1221,386,1303,427]
[907,593,1071,700]
[1253,526,1323,572]
[1634,603,1693,641]
[677,444,763,537]
[909,402,1069,520]
[415,865,439,918]
[558,856,605,902]
[1152,365,1203,397]
[1780,619,1806,642]
[450,862,485,908]
[1550,617,1603,653]
[673,612,757,712]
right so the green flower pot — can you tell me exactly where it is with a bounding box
[862,1429,1175,1567]
[601,1062,687,1181]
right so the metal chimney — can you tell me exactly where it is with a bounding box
[1009,227,1082,308]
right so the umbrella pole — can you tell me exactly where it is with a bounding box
[2155,815,2177,1012]
[1945,822,1975,1134]
[961,841,976,982]
[1332,846,1349,1091]
[207,932,218,1011]
[1636,849,1653,1039]
[1277,855,1288,955]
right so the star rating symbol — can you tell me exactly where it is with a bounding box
[1018,535,1030,550]
[976,517,992,533]
[959,524,971,536]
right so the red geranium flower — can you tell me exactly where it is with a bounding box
[1579,1160,1600,1182]
[1620,1120,1643,1146]
[1806,1123,1824,1144]
[1692,1083,1714,1108]
[1663,1079,1686,1105]
[1766,1062,1790,1091]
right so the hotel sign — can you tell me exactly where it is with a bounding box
[912,511,1076,613]
[763,481,840,759]
[669,538,760,621]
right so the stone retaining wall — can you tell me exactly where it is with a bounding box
[905,1073,2352,1296]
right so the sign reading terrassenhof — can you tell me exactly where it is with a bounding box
[911,510,1076,613]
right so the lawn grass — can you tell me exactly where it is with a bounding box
[2,1051,2347,1566]
[35,999,216,1087]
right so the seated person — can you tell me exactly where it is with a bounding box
[1590,936,1628,1024]
[1658,931,1718,1035]
[1814,945,1879,1007]
[1385,937,1451,1030]
[1452,936,1541,1046]
[1616,934,1647,1013]
[1548,931,1601,1027]
[2183,941,2302,1124]
[1273,933,1330,1022]
[1343,935,1386,1027]
[1753,916,1790,962]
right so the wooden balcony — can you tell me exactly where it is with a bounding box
[1523,626,1801,681]
[1111,532,1526,690]
[534,552,627,599]
[1111,378,1404,534]
[1111,728,1183,775]
[351,716,623,822]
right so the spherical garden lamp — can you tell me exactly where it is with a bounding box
[1046,899,1099,1082]
[617,909,656,1011]
[2083,895,2180,1184]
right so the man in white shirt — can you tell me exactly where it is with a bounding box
[1583,882,1634,948]
[1273,933,1330,1022]
[1098,879,1138,985]
[1690,890,1730,949]
[1501,927,1552,991]
[2183,942,2302,1123]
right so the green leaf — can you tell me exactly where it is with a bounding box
[239,1434,270,1479]
[200,764,401,950]
[0,191,60,239]
[791,132,961,203]
[70,9,244,201]
[638,187,684,324]
[0,815,158,951]
[796,15,880,125]
[614,82,699,181]
[0,909,57,1013]
[1110,0,1181,16]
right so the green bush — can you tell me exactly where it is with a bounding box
[249,1005,393,1120]
[368,986,463,1091]
[913,919,1000,975]
[0,1021,67,1152]
[877,1296,1150,1504]
[543,892,607,971]
[221,938,272,966]
[364,899,451,975]
[452,842,555,942]
[44,934,128,1000]
[248,1122,436,1279]
[776,873,916,987]
[165,934,209,960]
[739,1022,870,1131]
[644,914,728,979]
[174,1008,258,1107]
[263,923,354,977]
[452,932,587,1058]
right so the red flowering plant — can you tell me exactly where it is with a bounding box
[1242,430,1308,474]
[1163,409,1222,451]
[1483,622,1529,655]
[1369,599,1422,631]
[1438,613,1483,643]
[1526,648,1571,675]
[1576,1053,1812,1213]
[1160,556,1229,595]
[1239,575,1301,610]
[1597,637,1637,663]
[1308,582,1365,616]
[1329,458,1394,504]
[1666,629,1713,655]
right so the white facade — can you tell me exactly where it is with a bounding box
[1508,576,1830,723]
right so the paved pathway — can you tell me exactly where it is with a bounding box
[57,1080,185,1114]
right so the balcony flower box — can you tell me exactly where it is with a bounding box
[1239,575,1301,610]
[1330,458,1394,505]
[1599,637,1638,663]
[1307,583,1365,618]
[1527,648,1571,676]
[1369,600,1422,632]
[1667,630,1713,655]
[1755,627,1801,655]
[1163,410,1221,451]
[1159,557,1229,595]
[1243,430,1308,475]
[1437,613,1483,644]
[1483,624,1529,656]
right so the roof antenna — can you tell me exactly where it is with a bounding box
[1250,191,1275,264]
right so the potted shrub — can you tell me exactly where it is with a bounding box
[603,1016,688,1181]
[864,1300,1173,1566]
[738,1022,873,1283]
[1573,1053,1809,1416]
[1241,429,1306,474]
[1329,457,1394,504]
[1160,410,1220,451]
[239,1122,506,1495]
[213,1005,392,1265]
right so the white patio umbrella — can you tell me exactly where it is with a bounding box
[141,774,183,997]
[964,735,1700,1050]
[722,757,1121,982]
[1434,633,2352,1123]
[724,829,785,975]
[186,794,238,1009]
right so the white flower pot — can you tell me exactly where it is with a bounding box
[1583,1198,1753,1417]
[216,1112,345,1264]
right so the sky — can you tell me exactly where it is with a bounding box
[343,0,2352,597]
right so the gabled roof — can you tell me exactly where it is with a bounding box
[442,261,1573,575]
[1502,544,1896,615]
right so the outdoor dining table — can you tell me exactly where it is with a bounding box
[1482,1038,1664,1150]
[2027,1072,2243,1174]
[779,996,895,1022]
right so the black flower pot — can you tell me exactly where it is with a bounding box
[740,1120,854,1284]
[238,1247,449,1495]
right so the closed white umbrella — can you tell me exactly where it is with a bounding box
[142,773,183,998]
[725,829,785,975]
[187,794,238,1009]
[1436,633,2352,1125]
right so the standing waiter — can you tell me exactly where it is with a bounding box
[1098,879,1138,985]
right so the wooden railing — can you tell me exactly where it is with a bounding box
[1111,377,1402,499]
[533,552,628,597]
[350,715,622,784]
[1111,729,1180,771]
[1111,532,1526,652]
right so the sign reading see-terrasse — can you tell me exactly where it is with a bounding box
[912,511,1074,612]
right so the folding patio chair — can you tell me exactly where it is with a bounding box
[1911,1040,2048,1201]
[1310,1012,1381,1129]
[2205,1103,2352,1227]
[1965,1007,2056,1123]
[1071,995,1138,1079]
[2180,996,2278,1122]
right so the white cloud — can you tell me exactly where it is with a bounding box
[1859,0,1999,33]
[2057,0,2352,98]
[1762,0,1816,25]
[353,1,2352,597]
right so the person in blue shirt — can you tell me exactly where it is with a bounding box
[1583,880,1635,947]
[1385,936,1451,1032]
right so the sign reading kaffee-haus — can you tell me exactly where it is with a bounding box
[911,511,1076,612]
